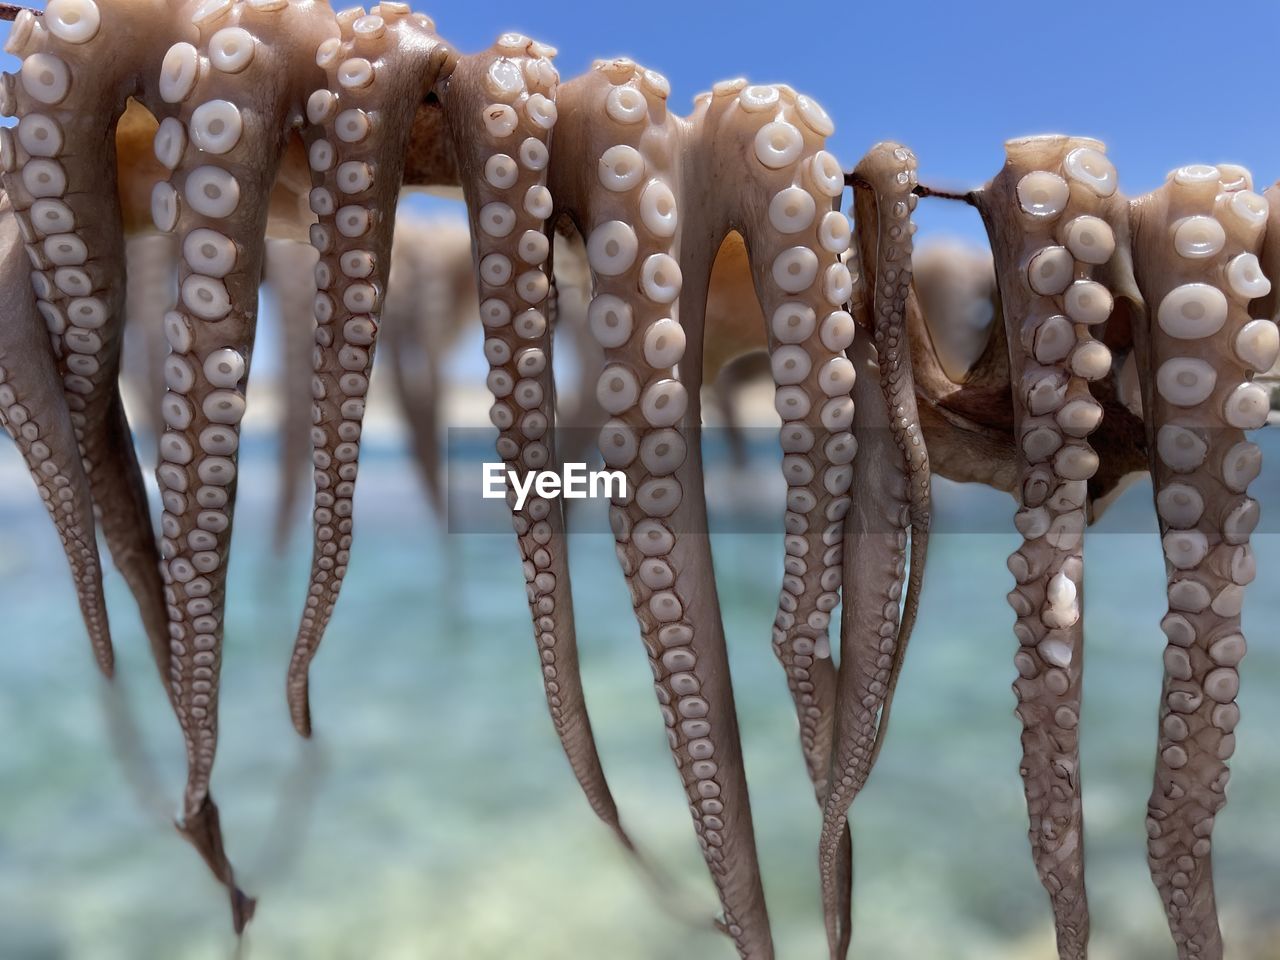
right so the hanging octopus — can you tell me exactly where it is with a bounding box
[0,2,1273,958]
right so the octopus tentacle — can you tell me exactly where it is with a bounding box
[123,231,179,452]
[1128,163,1271,960]
[146,0,337,929]
[711,352,770,469]
[551,244,612,485]
[263,237,318,555]
[0,188,112,670]
[720,87,853,801]
[383,222,450,519]
[818,316,911,958]
[851,145,928,548]
[287,7,454,737]
[548,63,779,955]
[849,143,931,768]
[2,1,168,678]
[905,281,1023,491]
[699,84,858,959]
[817,142,932,958]
[912,240,1000,382]
[122,230,181,678]
[974,135,1126,960]
[1,3,1272,949]
[383,287,447,516]
[444,40,651,858]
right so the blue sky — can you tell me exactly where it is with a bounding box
[4,0,1278,381]
[3,0,1278,239]
[409,0,1280,241]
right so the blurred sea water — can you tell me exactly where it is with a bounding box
[0,421,1277,960]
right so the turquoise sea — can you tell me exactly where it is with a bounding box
[0,421,1277,960]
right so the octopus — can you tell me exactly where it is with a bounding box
[0,2,1273,958]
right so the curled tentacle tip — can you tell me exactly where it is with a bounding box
[290,701,314,739]
[231,888,257,935]
[175,798,254,932]
[611,824,636,853]
[622,832,724,934]
[287,669,314,738]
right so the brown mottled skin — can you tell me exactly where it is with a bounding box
[0,2,1271,958]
